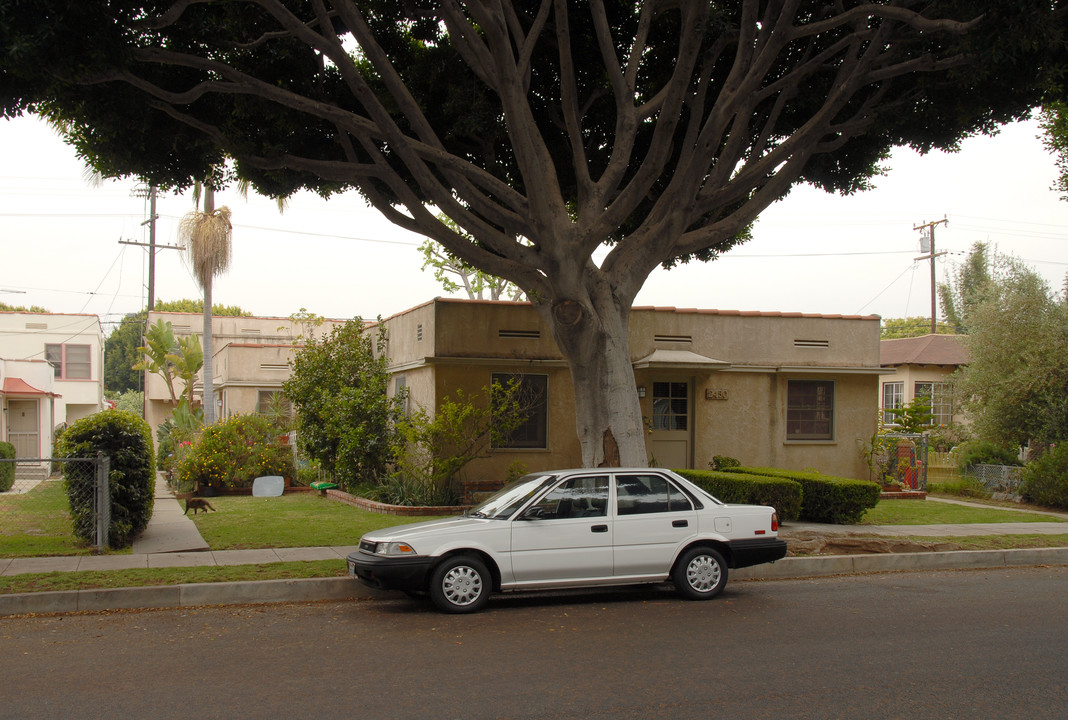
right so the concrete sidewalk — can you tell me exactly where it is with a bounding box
[129,475,211,554]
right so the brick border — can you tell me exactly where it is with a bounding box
[324,488,468,516]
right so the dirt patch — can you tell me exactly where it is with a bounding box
[781,530,961,557]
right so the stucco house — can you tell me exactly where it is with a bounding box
[142,311,346,435]
[879,334,968,427]
[378,299,883,482]
[0,312,105,459]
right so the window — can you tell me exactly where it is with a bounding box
[915,382,953,426]
[786,380,834,440]
[257,390,291,417]
[616,474,694,515]
[882,382,904,424]
[394,375,409,415]
[491,373,548,449]
[528,475,609,519]
[45,343,91,380]
[652,382,688,430]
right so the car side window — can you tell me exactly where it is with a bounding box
[616,474,695,515]
[528,475,609,519]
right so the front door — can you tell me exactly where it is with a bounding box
[509,474,613,585]
[7,400,39,458]
[647,380,691,468]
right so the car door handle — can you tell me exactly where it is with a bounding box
[591,524,608,533]
[672,519,688,528]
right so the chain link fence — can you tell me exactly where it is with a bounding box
[0,456,110,555]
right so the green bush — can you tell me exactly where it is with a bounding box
[1020,444,1068,509]
[0,440,15,492]
[955,441,1021,469]
[709,455,741,471]
[675,468,801,522]
[56,410,155,548]
[176,413,295,491]
[730,466,881,524]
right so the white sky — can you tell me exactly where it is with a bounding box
[2,113,1067,334]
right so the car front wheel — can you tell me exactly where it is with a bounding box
[673,547,727,600]
[428,555,491,613]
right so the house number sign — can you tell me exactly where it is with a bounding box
[705,388,728,401]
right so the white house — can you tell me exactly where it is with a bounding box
[0,312,105,458]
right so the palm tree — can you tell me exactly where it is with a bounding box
[178,188,232,425]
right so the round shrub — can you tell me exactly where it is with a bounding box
[0,440,15,492]
[57,410,155,548]
[176,413,295,491]
[1020,444,1068,510]
[955,441,1021,470]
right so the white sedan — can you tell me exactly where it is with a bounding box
[347,468,787,613]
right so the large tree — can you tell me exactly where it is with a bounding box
[954,257,1068,450]
[3,2,1064,466]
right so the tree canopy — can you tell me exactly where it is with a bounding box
[4,1,1065,466]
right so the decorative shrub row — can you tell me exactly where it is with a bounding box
[0,440,15,492]
[674,469,801,522]
[56,410,155,548]
[727,466,881,524]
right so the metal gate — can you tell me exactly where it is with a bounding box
[0,454,111,553]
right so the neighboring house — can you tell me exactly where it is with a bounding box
[143,311,345,435]
[378,299,883,482]
[0,312,105,459]
[879,334,968,427]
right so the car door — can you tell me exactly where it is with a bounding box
[612,472,697,579]
[509,474,613,585]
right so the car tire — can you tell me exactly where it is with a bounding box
[429,554,491,613]
[673,546,727,600]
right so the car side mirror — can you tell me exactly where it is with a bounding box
[518,506,548,521]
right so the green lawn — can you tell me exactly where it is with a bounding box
[0,481,98,558]
[860,499,1066,526]
[187,493,453,550]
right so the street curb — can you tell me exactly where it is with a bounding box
[2,548,1067,617]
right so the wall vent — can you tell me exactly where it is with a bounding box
[499,329,540,339]
[794,339,830,348]
[241,328,262,335]
[417,324,423,341]
[654,334,692,344]
[260,363,290,371]
[172,324,192,334]
[24,322,47,330]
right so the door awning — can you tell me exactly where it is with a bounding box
[1,377,61,397]
[632,349,731,371]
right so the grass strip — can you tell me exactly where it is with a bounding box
[860,499,1066,526]
[0,559,347,595]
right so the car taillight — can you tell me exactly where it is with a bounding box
[771,513,779,532]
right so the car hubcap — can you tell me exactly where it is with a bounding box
[686,555,721,593]
[442,565,483,606]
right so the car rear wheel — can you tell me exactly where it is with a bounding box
[673,547,727,600]
[429,555,491,613]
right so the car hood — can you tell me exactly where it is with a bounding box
[364,515,496,544]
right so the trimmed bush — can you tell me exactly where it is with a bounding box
[1020,444,1068,509]
[0,440,15,492]
[676,468,801,522]
[176,413,295,491]
[955,441,1021,470]
[56,410,155,548]
[729,466,881,524]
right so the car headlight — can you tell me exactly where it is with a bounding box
[376,541,418,556]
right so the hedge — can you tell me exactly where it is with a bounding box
[1020,445,1068,510]
[728,466,881,524]
[56,410,155,548]
[0,440,15,492]
[674,468,801,522]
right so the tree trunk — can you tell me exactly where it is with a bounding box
[536,286,647,468]
[201,188,216,425]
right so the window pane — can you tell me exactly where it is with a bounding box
[617,474,672,515]
[529,475,608,519]
[64,344,91,379]
[45,344,62,376]
[786,380,834,440]
[492,373,548,449]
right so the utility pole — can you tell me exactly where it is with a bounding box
[120,185,181,310]
[913,217,948,335]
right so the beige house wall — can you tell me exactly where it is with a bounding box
[380,299,881,483]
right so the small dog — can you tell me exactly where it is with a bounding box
[184,497,216,515]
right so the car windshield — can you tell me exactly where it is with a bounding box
[468,474,558,519]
